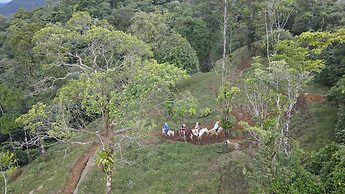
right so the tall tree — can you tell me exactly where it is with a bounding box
[170,4,210,71]
[0,151,17,194]
[244,34,326,191]
[222,0,228,84]
[130,11,199,73]
[30,11,188,193]
[264,0,296,61]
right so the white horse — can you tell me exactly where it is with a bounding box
[209,127,223,136]
[190,128,199,141]
[162,128,174,137]
[167,130,174,137]
[197,127,209,140]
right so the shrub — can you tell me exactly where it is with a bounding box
[221,116,236,130]
[335,108,345,144]
[14,149,39,166]
[200,107,211,117]
[229,130,244,139]
[305,145,345,193]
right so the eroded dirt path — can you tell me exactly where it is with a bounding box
[73,153,96,194]
[63,143,100,194]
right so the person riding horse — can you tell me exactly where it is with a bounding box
[190,122,201,140]
[163,123,170,135]
[194,122,201,130]
[180,124,187,133]
[213,121,220,132]
[179,124,188,139]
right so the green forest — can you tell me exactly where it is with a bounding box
[0,0,345,193]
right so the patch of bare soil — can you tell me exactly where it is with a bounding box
[145,132,163,144]
[229,56,252,80]
[230,104,255,131]
[163,131,226,145]
[237,57,252,72]
[303,93,326,103]
[10,168,23,182]
[62,143,100,194]
[296,94,312,118]
[157,130,247,146]
[154,104,254,146]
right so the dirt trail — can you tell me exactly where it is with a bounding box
[73,154,96,194]
[302,93,326,102]
[63,143,100,194]
[158,131,246,146]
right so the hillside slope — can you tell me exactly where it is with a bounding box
[5,48,337,193]
[0,0,45,16]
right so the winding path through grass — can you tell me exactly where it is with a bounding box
[63,143,100,194]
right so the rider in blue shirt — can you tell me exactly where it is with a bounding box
[213,121,219,132]
[163,123,170,135]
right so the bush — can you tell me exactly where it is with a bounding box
[221,116,236,130]
[305,145,345,193]
[305,144,339,175]
[200,107,211,117]
[247,147,324,194]
[326,159,345,194]
[335,108,345,144]
[154,33,199,73]
[229,130,244,139]
[14,149,39,166]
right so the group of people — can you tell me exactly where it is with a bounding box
[162,121,221,138]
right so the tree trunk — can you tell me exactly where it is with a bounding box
[39,138,46,155]
[1,171,7,194]
[104,110,111,141]
[23,130,32,162]
[222,0,228,85]
[0,105,4,115]
[265,8,270,63]
[110,0,116,8]
[106,171,112,194]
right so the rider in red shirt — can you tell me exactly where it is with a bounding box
[180,124,187,136]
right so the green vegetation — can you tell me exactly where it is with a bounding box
[1,0,345,193]
[7,143,87,194]
[78,143,248,194]
[0,151,16,194]
[294,101,337,151]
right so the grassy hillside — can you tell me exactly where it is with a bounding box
[8,143,87,194]
[77,143,248,194]
[291,83,337,151]
[5,119,103,194]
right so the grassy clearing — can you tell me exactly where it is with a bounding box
[148,46,252,131]
[293,101,337,151]
[304,81,329,95]
[291,82,337,151]
[177,71,220,110]
[8,143,87,194]
[77,142,248,194]
[6,119,103,194]
[148,70,224,133]
[175,71,222,125]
